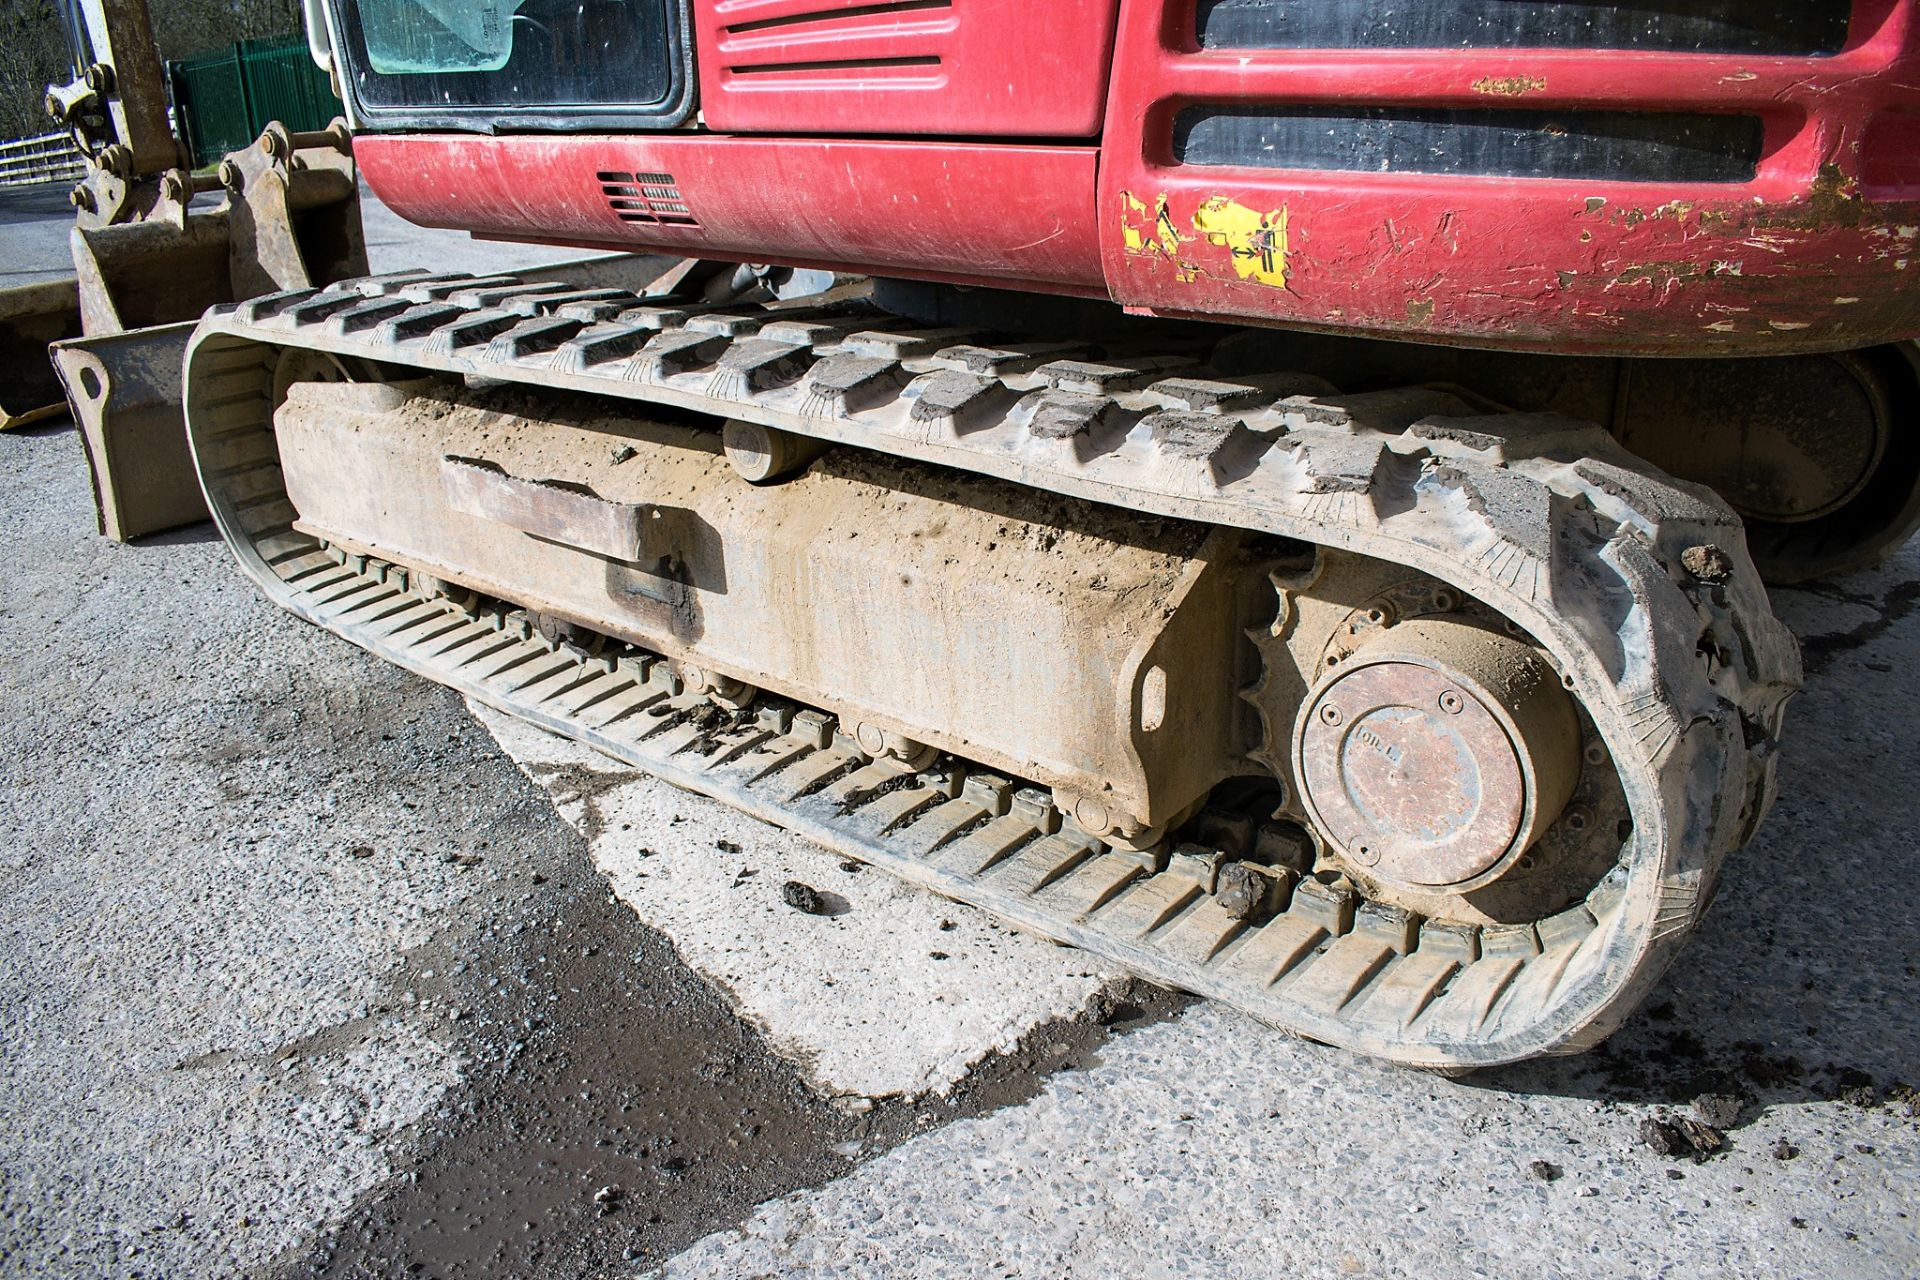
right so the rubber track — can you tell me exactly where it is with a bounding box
[181,270,1800,1068]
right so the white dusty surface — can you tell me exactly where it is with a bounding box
[471,702,1128,1102]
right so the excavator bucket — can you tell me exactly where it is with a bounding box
[43,120,368,541]
[70,213,236,334]
[50,320,202,541]
[0,279,83,430]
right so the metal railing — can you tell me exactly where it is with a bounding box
[0,131,87,188]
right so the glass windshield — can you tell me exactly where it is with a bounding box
[362,0,520,74]
[341,0,680,112]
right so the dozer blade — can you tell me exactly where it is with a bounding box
[51,321,207,541]
[0,278,82,430]
[180,273,1802,1069]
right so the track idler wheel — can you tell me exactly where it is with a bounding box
[1294,618,1581,898]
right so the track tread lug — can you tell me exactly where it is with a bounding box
[989,833,1101,898]
[1276,933,1395,1014]
[1219,914,1328,987]
[926,814,1036,877]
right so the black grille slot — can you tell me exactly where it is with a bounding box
[1195,0,1850,56]
[596,170,698,226]
[1173,106,1765,183]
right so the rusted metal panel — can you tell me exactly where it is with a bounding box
[441,456,649,561]
[692,0,1120,138]
[354,133,1107,295]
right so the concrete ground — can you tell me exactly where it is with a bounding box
[1,180,1917,1280]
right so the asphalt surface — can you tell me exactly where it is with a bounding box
[2,180,1918,1280]
[0,183,75,288]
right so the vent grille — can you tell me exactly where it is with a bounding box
[596,171,698,226]
[715,0,951,82]
[724,0,951,36]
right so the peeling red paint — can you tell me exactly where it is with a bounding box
[1472,74,1548,96]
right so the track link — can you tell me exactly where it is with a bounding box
[182,270,1801,1068]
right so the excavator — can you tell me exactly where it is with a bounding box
[143,1,1919,1068]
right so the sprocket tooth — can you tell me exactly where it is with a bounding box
[1019,390,1115,440]
[906,368,1004,430]
[1406,412,1613,464]
[799,353,907,417]
[1281,388,1470,436]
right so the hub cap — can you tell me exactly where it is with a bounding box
[1294,619,1580,893]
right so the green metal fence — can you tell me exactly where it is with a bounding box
[168,36,343,169]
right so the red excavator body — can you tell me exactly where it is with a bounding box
[345,0,1920,356]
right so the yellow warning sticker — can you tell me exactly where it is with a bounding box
[1193,197,1290,288]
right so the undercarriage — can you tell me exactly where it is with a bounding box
[181,270,1799,1068]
